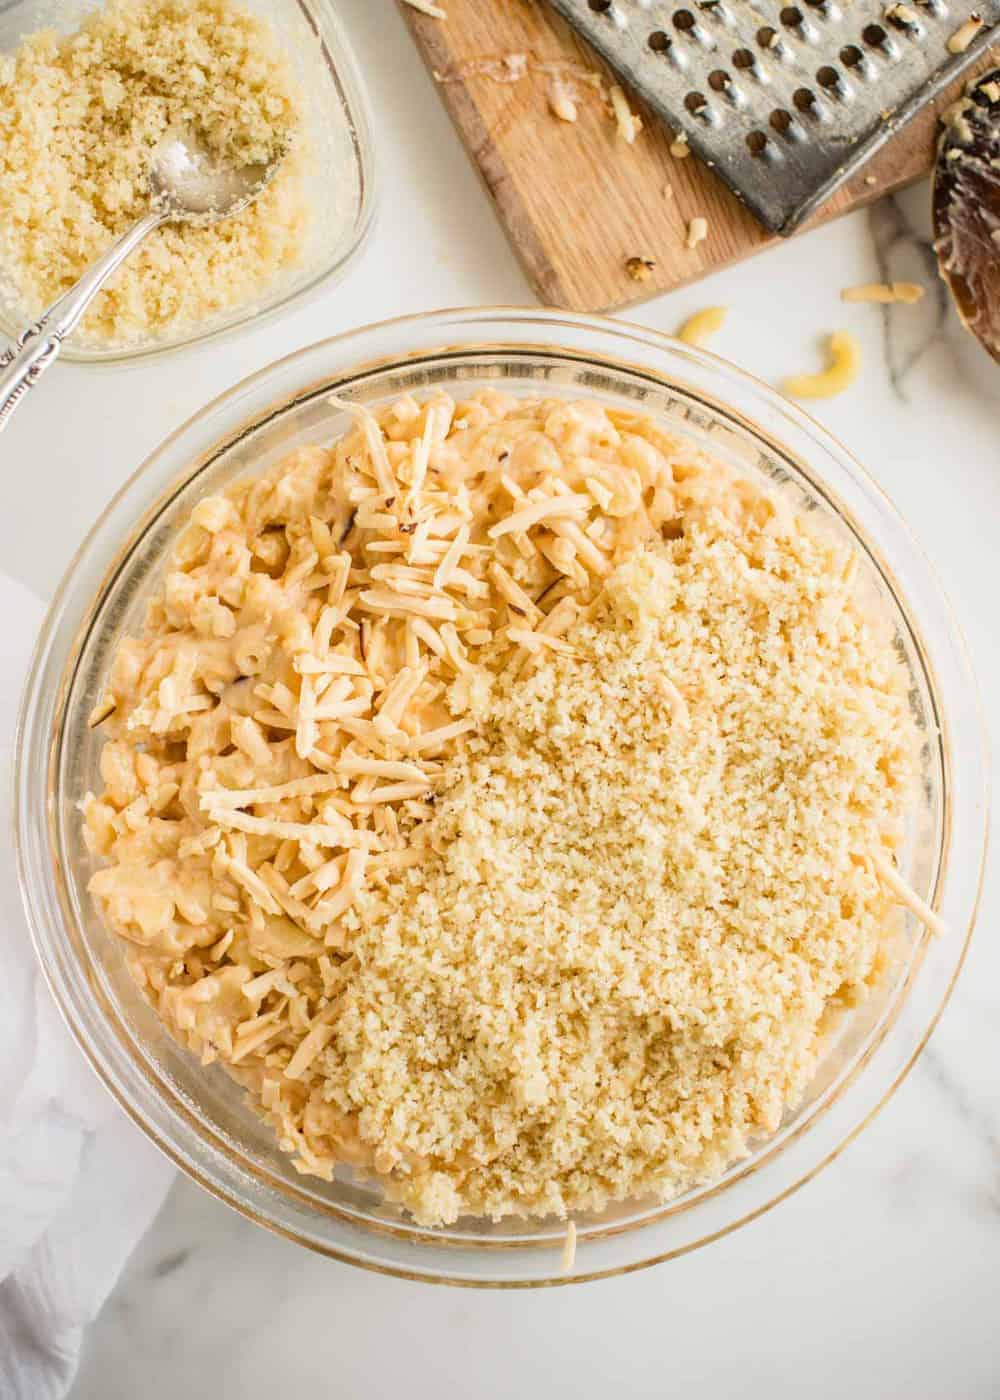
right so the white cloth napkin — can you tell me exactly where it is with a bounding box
[0,572,174,1400]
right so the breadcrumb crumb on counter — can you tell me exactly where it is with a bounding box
[625,256,656,282]
[548,77,579,122]
[0,0,307,345]
[609,84,642,143]
[686,216,709,250]
[83,389,926,1230]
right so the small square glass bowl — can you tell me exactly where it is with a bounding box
[0,0,376,364]
[15,310,988,1286]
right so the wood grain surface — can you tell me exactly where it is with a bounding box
[399,0,998,311]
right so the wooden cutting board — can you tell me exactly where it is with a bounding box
[399,1,997,311]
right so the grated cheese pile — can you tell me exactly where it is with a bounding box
[0,0,306,344]
[84,390,926,1226]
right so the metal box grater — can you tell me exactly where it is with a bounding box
[548,0,1000,233]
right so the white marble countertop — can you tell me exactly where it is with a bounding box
[2,2,997,1395]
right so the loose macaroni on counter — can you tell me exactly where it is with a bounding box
[84,390,928,1226]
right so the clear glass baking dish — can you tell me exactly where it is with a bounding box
[0,0,376,364]
[15,309,989,1285]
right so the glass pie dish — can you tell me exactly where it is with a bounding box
[15,309,989,1285]
[0,0,376,365]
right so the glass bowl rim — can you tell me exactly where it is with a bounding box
[14,306,990,1285]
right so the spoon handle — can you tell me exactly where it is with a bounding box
[0,207,167,434]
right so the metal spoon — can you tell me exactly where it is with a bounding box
[0,126,285,430]
[932,68,1000,365]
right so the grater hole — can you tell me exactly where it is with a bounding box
[708,68,731,90]
[648,29,672,50]
[733,47,755,67]
[674,9,697,30]
[862,21,889,46]
[746,130,768,155]
[588,0,612,11]
[685,90,709,114]
[770,107,793,134]
[793,86,819,115]
[756,24,780,47]
[699,0,734,25]
[780,6,804,25]
[816,65,840,89]
[840,43,864,65]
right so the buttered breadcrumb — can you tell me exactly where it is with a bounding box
[84,390,927,1226]
[0,0,306,344]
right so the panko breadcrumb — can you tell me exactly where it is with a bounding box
[83,390,927,1227]
[0,0,306,344]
